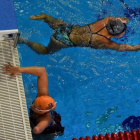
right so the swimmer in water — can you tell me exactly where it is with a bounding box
[2,63,64,136]
[18,13,140,54]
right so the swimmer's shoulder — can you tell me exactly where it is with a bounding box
[36,111,52,124]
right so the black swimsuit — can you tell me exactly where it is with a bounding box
[87,24,110,47]
[29,108,64,135]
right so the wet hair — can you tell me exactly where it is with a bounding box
[106,20,126,36]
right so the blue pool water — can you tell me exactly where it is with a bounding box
[14,0,140,139]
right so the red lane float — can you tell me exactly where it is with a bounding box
[72,129,140,140]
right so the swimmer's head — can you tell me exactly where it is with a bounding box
[106,20,126,36]
[33,96,56,113]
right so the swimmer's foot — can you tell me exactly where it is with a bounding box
[18,37,48,54]
[18,38,28,45]
[30,12,46,20]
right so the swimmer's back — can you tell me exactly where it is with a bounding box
[70,25,91,46]
[69,18,108,47]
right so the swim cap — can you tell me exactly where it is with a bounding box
[106,20,126,35]
[34,96,56,112]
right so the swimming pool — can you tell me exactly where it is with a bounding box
[14,0,140,139]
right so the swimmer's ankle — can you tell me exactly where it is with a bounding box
[18,38,28,44]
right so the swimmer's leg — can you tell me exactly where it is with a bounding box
[18,38,48,54]
[30,12,67,30]
[47,36,69,54]
[18,36,69,54]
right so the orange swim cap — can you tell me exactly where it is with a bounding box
[34,96,56,112]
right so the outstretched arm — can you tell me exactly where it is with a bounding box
[2,63,49,96]
[104,41,140,51]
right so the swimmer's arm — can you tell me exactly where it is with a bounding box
[117,44,140,51]
[33,121,49,134]
[19,67,49,96]
[105,41,140,51]
[2,64,49,96]
[33,115,52,134]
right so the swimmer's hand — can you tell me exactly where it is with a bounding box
[2,63,20,79]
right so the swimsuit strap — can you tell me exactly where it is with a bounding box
[87,24,110,46]
[95,33,110,40]
[94,26,106,34]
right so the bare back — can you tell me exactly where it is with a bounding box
[69,18,109,48]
